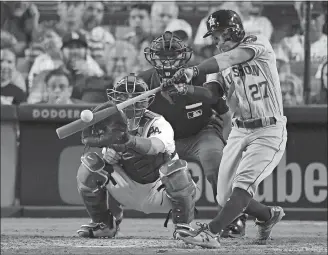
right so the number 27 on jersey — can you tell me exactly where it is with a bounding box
[248,81,269,101]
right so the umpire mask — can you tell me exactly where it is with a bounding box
[144,31,192,82]
[107,74,155,131]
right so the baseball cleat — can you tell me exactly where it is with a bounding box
[255,206,285,244]
[173,223,193,240]
[77,221,118,238]
[221,214,248,238]
[175,222,221,249]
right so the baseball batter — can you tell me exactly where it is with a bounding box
[141,31,248,238]
[76,74,197,238]
[166,10,288,248]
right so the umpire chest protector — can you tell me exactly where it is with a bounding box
[145,70,214,139]
[119,111,171,184]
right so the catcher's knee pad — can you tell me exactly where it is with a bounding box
[77,152,109,193]
[159,159,196,225]
[77,152,121,224]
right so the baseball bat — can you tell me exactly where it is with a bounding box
[56,86,162,139]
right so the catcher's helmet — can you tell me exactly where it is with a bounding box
[107,73,154,131]
[203,10,245,43]
[144,31,192,80]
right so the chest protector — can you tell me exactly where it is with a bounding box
[119,111,172,184]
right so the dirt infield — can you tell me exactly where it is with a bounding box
[1,218,327,255]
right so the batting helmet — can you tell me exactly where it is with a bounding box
[203,10,245,43]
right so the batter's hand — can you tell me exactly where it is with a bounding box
[102,147,121,165]
[161,82,188,96]
[166,67,198,85]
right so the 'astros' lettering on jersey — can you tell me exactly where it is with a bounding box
[220,35,284,120]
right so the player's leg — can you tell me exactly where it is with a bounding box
[196,128,249,238]
[76,152,123,238]
[147,159,197,233]
[176,127,247,246]
[175,128,223,199]
[210,127,248,237]
[208,124,287,243]
[197,127,248,238]
[238,125,288,244]
[176,127,248,238]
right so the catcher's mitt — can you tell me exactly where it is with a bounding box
[81,101,128,148]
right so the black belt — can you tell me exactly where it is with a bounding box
[235,117,276,129]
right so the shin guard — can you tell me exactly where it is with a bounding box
[159,159,196,225]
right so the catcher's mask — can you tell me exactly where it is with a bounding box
[107,74,154,131]
[144,31,192,81]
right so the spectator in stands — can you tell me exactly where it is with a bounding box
[312,60,328,104]
[55,1,85,37]
[125,3,153,73]
[80,76,113,103]
[1,46,26,105]
[275,10,327,103]
[1,30,28,92]
[87,27,115,73]
[82,1,106,33]
[18,41,45,80]
[165,19,199,65]
[0,1,40,57]
[27,27,63,90]
[279,72,304,106]
[81,2,115,71]
[126,3,152,49]
[276,12,327,64]
[105,40,138,85]
[61,31,104,77]
[28,31,104,103]
[0,29,18,48]
[165,19,193,45]
[316,61,327,104]
[150,0,179,37]
[38,67,76,104]
[236,1,273,40]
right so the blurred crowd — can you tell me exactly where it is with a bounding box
[1,1,327,106]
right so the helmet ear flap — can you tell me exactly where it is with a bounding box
[228,27,245,43]
[235,29,245,42]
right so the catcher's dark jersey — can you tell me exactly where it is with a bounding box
[138,68,229,140]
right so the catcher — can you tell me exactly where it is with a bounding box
[76,73,198,238]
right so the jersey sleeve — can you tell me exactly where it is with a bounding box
[238,35,274,61]
[212,97,229,115]
[204,72,229,115]
[146,116,175,154]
